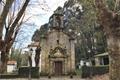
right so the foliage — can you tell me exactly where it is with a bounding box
[18,67,39,78]
[81,65,109,78]
[75,68,82,75]
[0,74,19,79]
[32,23,49,41]
[63,0,107,62]
[10,48,28,67]
[39,71,49,76]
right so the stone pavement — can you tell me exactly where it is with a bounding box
[0,76,86,80]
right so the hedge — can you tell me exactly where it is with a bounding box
[0,74,19,79]
[18,67,39,78]
[81,65,109,78]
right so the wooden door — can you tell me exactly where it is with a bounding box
[54,61,62,75]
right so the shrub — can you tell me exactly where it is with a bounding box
[75,68,82,75]
[39,72,49,76]
[81,65,109,78]
[18,67,39,78]
[67,71,76,75]
[0,74,19,79]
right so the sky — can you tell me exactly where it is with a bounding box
[27,0,67,28]
[15,0,68,48]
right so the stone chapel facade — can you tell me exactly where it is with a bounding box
[39,8,75,75]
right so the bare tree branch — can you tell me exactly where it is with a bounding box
[0,0,14,38]
[5,0,30,43]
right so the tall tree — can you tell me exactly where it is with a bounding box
[95,0,120,80]
[63,0,107,63]
[0,0,30,73]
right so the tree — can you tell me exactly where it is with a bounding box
[95,0,120,80]
[63,0,107,64]
[32,23,49,41]
[10,48,28,67]
[0,0,30,73]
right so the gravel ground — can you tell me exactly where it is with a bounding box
[0,76,86,80]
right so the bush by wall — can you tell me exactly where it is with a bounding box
[18,67,39,78]
[81,65,109,78]
[0,74,19,79]
[39,71,49,76]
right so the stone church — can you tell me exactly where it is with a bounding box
[39,7,75,75]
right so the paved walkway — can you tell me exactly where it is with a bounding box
[0,76,86,80]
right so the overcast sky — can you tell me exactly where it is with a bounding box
[15,0,68,48]
[26,0,67,28]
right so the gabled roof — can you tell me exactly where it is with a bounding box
[7,61,17,65]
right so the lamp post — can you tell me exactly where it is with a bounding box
[28,48,33,80]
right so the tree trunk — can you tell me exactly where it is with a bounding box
[107,35,120,80]
[0,48,10,73]
[0,51,9,73]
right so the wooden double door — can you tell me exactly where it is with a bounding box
[54,61,63,75]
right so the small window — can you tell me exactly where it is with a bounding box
[57,40,59,44]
